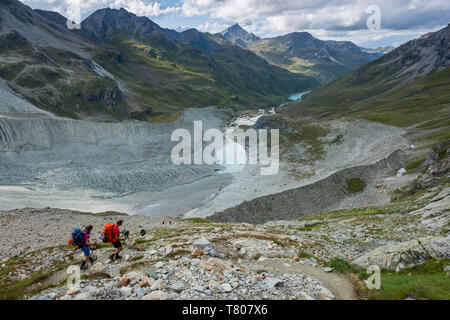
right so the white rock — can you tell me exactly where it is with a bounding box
[119,287,132,297]
[221,283,232,292]
[150,278,162,291]
[141,290,170,300]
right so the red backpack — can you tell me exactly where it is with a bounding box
[102,224,115,243]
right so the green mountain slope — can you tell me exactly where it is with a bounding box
[0,1,318,121]
[295,24,450,128]
[217,25,380,84]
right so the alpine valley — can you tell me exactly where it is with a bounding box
[0,0,449,301]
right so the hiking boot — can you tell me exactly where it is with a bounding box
[109,254,116,261]
[80,262,88,270]
[89,256,97,263]
[115,254,122,260]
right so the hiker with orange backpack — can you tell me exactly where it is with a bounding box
[103,219,127,261]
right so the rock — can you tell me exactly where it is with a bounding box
[353,236,450,270]
[221,283,232,292]
[193,238,213,251]
[208,280,222,294]
[170,281,185,293]
[119,287,132,297]
[147,269,159,280]
[193,285,211,296]
[141,290,170,300]
[444,266,450,272]
[136,287,147,299]
[146,277,155,287]
[155,261,164,268]
[258,256,267,262]
[74,292,93,300]
[90,262,105,273]
[125,271,147,285]
[117,277,130,288]
[66,287,80,296]
[150,278,162,291]
[264,277,284,289]
[318,287,335,300]
[192,249,203,256]
[323,267,333,273]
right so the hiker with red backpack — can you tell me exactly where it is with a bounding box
[103,219,127,261]
[71,225,97,270]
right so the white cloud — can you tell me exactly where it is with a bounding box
[110,0,179,16]
[197,21,230,33]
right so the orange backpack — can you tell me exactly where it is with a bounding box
[103,224,115,243]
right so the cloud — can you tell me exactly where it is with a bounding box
[197,21,230,33]
[110,0,179,17]
[180,0,450,32]
[21,0,450,46]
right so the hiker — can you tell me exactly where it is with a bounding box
[79,225,97,270]
[109,219,125,261]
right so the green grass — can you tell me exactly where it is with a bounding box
[329,258,450,300]
[405,158,425,172]
[369,259,450,300]
[346,178,366,193]
[296,63,450,129]
[184,218,211,224]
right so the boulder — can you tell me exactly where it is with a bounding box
[193,238,213,251]
[353,236,450,270]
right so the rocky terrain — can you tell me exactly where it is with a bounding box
[0,147,448,300]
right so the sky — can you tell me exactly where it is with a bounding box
[21,0,450,48]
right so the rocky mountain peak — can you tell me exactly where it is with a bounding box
[81,7,163,41]
[219,23,261,43]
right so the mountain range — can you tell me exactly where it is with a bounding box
[216,23,388,83]
[0,0,390,121]
[295,24,450,128]
[0,0,319,120]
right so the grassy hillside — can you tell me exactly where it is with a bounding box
[298,66,450,128]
